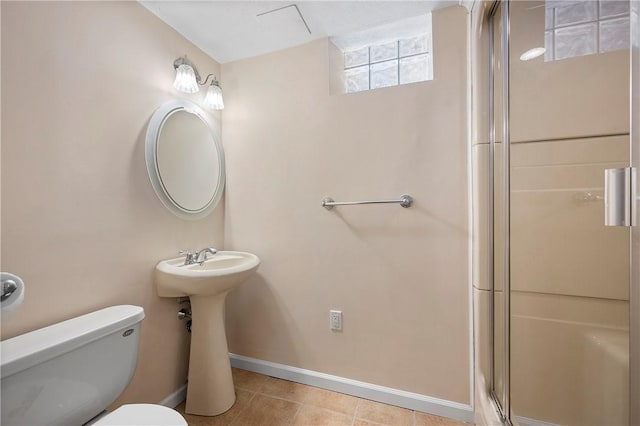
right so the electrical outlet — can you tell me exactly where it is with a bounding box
[329,310,342,331]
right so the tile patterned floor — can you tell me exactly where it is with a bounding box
[175,368,468,426]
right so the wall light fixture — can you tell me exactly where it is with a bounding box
[173,56,224,110]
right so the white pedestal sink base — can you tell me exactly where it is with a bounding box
[154,251,260,416]
[185,294,236,416]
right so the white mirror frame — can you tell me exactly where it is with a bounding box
[145,99,225,220]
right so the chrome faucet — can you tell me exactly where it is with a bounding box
[195,247,217,264]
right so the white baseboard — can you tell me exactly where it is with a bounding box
[229,353,474,423]
[158,383,187,409]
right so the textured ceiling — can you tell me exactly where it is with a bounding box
[139,1,461,63]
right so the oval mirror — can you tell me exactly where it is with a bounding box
[145,99,225,220]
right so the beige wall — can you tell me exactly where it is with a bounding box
[0,1,224,405]
[222,6,470,404]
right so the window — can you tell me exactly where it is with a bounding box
[343,35,433,93]
[330,14,433,94]
[545,0,629,61]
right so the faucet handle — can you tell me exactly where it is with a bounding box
[179,250,198,265]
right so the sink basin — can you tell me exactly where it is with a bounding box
[156,251,260,297]
[154,250,260,417]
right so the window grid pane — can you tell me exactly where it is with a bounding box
[371,60,398,89]
[599,16,630,53]
[544,0,629,62]
[554,22,597,60]
[555,1,597,27]
[371,41,398,63]
[344,66,369,93]
[600,0,629,19]
[400,54,430,85]
[344,47,369,68]
[399,34,428,57]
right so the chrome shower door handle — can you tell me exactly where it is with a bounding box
[604,167,637,227]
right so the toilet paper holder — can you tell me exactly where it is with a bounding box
[1,279,18,302]
[1,272,25,318]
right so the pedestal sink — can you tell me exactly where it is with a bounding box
[155,251,260,416]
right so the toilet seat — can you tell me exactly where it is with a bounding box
[92,404,187,426]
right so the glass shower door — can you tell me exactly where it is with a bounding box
[507,1,633,424]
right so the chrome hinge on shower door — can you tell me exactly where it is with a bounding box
[605,167,638,227]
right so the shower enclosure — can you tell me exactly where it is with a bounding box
[473,1,640,424]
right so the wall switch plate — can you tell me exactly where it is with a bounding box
[330,310,342,331]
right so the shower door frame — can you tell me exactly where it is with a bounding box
[487,0,512,424]
[486,0,640,424]
[630,0,639,424]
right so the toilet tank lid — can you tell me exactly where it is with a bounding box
[1,305,145,379]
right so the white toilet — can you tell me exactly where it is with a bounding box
[0,305,187,426]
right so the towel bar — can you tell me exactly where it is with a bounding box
[321,195,413,210]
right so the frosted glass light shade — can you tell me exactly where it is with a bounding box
[173,64,199,94]
[204,84,224,110]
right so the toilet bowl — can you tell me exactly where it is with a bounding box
[0,305,187,426]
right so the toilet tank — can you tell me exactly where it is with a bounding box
[1,305,145,426]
